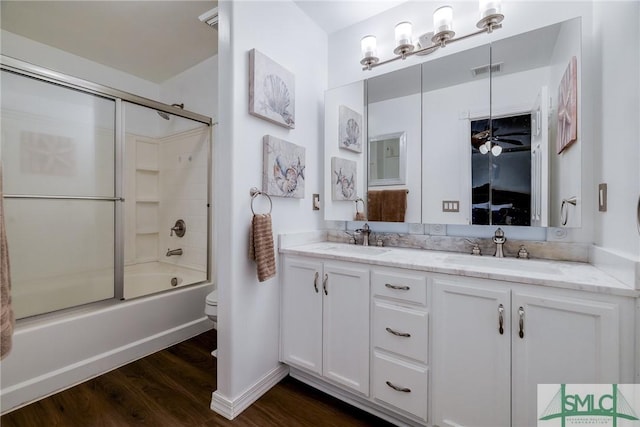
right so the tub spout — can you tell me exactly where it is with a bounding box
[166,248,183,257]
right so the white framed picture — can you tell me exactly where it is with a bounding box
[331,157,357,201]
[338,105,362,153]
[263,135,305,198]
[249,49,295,129]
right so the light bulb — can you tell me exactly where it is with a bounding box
[479,141,489,154]
[394,21,413,48]
[361,35,377,59]
[479,0,502,20]
[433,6,454,35]
[491,144,502,156]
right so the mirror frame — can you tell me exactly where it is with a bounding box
[368,131,407,187]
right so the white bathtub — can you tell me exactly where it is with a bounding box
[123,262,207,300]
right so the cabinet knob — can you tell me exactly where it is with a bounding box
[518,306,525,339]
[386,327,411,338]
[313,272,319,293]
[386,381,411,393]
[385,283,410,291]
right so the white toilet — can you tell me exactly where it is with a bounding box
[204,289,218,357]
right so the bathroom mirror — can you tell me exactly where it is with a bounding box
[368,132,407,186]
[324,18,582,227]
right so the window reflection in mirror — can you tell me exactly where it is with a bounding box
[471,114,532,226]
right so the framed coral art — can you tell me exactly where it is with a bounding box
[263,135,305,198]
[556,56,578,154]
[249,49,295,129]
[338,105,362,153]
[331,157,357,201]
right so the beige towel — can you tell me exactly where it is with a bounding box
[367,190,407,222]
[249,214,276,282]
[1,163,14,360]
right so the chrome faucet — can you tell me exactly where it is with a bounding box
[355,223,371,246]
[166,248,183,257]
[493,228,506,258]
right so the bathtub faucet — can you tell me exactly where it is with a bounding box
[166,248,183,257]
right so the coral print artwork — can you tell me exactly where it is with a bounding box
[331,157,357,201]
[338,105,362,153]
[249,49,295,129]
[556,56,577,154]
[263,135,305,198]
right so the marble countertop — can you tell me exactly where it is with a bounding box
[280,242,639,298]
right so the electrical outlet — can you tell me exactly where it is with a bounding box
[442,200,460,212]
[312,194,320,211]
[598,183,607,212]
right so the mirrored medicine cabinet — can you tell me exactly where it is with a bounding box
[324,17,583,228]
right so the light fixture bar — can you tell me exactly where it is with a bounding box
[361,23,502,71]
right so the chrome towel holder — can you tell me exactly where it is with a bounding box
[250,187,272,215]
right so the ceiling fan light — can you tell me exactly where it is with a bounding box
[491,144,503,156]
[479,141,489,154]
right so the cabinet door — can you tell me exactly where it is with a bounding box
[322,262,370,395]
[511,291,620,427]
[432,279,511,427]
[281,257,323,375]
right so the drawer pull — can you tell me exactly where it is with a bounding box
[498,304,504,335]
[313,271,319,293]
[323,274,328,295]
[385,283,410,291]
[386,381,411,393]
[518,306,525,339]
[386,327,411,338]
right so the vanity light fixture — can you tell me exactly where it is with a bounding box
[360,0,504,70]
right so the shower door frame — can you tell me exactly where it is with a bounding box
[1,54,213,304]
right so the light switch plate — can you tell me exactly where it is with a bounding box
[312,193,320,211]
[442,200,460,212]
[598,183,607,212]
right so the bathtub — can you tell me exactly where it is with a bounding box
[11,262,207,319]
[123,262,207,300]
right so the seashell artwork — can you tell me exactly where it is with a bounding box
[331,157,357,201]
[338,105,362,153]
[249,49,295,129]
[556,56,577,154]
[263,135,305,198]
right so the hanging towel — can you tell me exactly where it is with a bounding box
[367,189,407,222]
[0,162,14,360]
[249,214,276,282]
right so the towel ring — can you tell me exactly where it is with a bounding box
[560,196,577,226]
[250,187,272,215]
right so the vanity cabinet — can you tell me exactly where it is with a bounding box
[432,276,625,427]
[281,256,370,395]
[371,267,430,423]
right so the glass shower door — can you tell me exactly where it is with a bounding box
[1,70,117,318]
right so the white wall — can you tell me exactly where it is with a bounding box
[592,1,640,261]
[213,0,327,416]
[160,55,218,120]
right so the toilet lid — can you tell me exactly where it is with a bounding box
[206,290,218,305]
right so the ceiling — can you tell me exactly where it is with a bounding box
[0,1,218,83]
[0,0,404,83]
[293,0,407,34]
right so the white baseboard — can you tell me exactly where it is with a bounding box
[211,364,289,420]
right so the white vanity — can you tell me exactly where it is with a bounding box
[279,241,638,427]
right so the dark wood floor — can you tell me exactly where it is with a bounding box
[1,330,394,426]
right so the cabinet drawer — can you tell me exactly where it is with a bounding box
[373,301,428,363]
[372,352,428,422]
[372,269,427,305]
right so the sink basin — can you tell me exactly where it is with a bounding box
[444,255,562,276]
[326,245,390,256]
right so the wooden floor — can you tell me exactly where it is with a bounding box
[1,331,394,426]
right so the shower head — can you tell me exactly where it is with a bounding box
[157,103,184,120]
